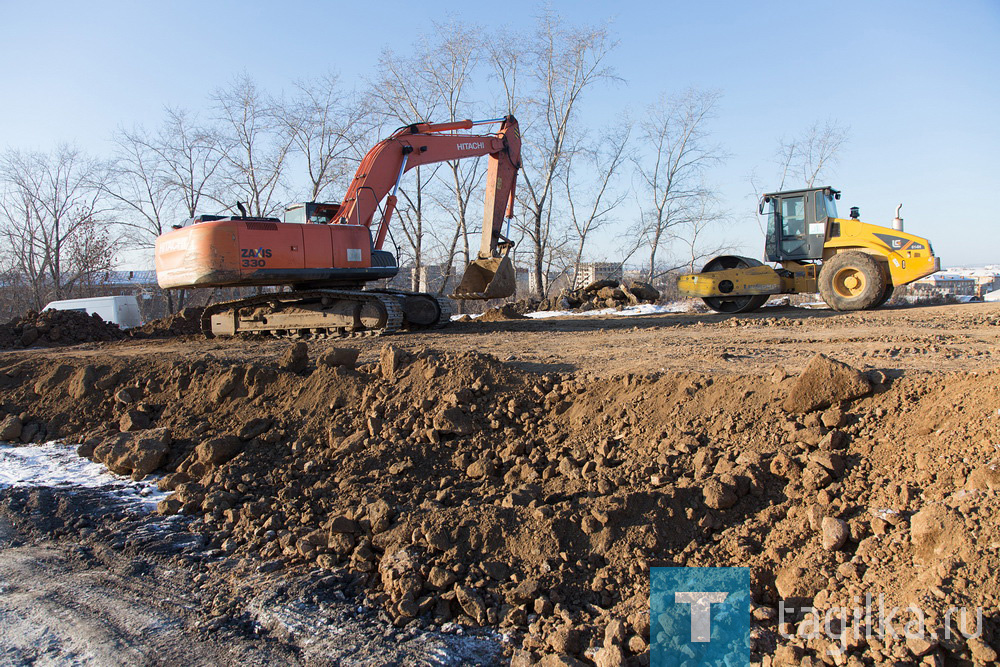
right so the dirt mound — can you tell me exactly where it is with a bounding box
[479,304,528,322]
[2,345,999,665]
[0,309,126,349]
[131,307,204,338]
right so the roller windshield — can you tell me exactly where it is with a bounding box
[818,193,838,219]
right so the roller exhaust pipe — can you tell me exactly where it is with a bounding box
[892,203,904,231]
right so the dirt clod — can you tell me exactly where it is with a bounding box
[782,353,872,413]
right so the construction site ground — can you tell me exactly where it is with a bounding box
[1,300,999,666]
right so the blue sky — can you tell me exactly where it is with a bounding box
[1,0,998,267]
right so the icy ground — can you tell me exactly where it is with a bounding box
[0,441,167,509]
[453,301,695,321]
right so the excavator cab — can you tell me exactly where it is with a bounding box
[761,187,840,262]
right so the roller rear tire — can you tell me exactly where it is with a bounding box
[819,251,887,311]
[872,283,895,309]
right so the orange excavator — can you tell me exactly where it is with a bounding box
[155,116,521,337]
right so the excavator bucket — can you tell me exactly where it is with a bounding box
[452,255,516,300]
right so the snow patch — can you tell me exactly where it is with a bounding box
[525,302,692,319]
[0,441,167,509]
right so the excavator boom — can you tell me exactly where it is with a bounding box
[334,116,521,299]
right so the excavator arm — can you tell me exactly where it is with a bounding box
[335,116,522,299]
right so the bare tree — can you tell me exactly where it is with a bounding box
[213,73,293,216]
[632,89,725,281]
[0,146,116,309]
[489,11,619,296]
[750,119,850,238]
[418,23,486,296]
[105,125,175,248]
[157,108,227,219]
[798,120,849,187]
[774,119,849,190]
[281,72,370,202]
[368,42,447,290]
[562,121,631,284]
[673,191,732,272]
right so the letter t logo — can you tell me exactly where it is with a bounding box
[675,592,729,642]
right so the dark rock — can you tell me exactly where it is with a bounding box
[194,436,243,465]
[0,414,23,441]
[280,342,309,373]
[119,409,151,432]
[318,347,359,369]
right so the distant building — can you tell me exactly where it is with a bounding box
[941,267,1000,297]
[572,262,622,290]
[911,273,976,296]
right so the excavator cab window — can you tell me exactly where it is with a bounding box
[284,205,306,224]
[284,202,340,225]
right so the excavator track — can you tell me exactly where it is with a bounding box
[200,289,453,339]
[201,290,403,339]
[366,289,453,332]
[432,295,453,328]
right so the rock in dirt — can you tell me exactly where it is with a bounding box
[965,461,1000,491]
[0,414,23,441]
[702,479,738,509]
[782,353,872,413]
[280,343,309,373]
[820,517,849,551]
[317,348,359,369]
[434,406,473,435]
[775,565,825,603]
[194,436,243,465]
[68,365,98,399]
[91,427,172,477]
[378,345,409,379]
[239,418,271,441]
[910,504,967,561]
[479,304,528,322]
[119,409,151,432]
[455,585,488,625]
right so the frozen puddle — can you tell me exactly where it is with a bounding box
[0,441,168,509]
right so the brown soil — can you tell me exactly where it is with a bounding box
[2,300,999,665]
[1,309,126,349]
[479,304,529,322]
[131,307,205,338]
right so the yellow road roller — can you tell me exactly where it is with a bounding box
[678,186,940,313]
